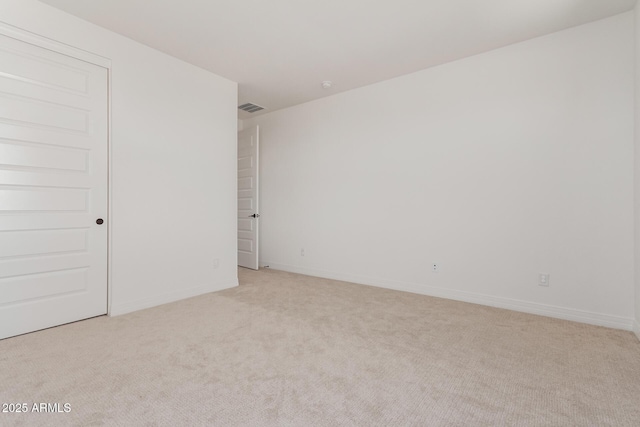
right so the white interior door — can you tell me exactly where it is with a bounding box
[0,34,108,339]
[237,125,259,270]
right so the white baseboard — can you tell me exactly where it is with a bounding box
[633,320,640,342]
[263,261,634,331]
[109,278,238,316]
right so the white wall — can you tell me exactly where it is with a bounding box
[0,0,238,315]
[634,6,640,340]
[247,12,635,330]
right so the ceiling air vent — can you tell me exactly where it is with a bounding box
[238,103,265,113]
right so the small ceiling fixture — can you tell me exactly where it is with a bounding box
[321,81,332,89]
[238,103,265,113]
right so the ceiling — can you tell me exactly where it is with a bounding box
[39,0,636,119]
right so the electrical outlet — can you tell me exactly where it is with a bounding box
[300,248,305,257]
[212,258,219,269]
[538,273,549,287]
[432,263,439,273]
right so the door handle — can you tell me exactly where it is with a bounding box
[248,214,260,218]
[96,218,104,225]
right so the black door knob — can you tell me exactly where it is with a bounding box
[96,218,104,225]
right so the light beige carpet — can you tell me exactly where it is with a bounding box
[1,268,639,426]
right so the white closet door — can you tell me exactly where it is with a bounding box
[237,125,259,270]
[0,34,108,339]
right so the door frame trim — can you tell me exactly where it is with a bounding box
[0,22,114,316]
